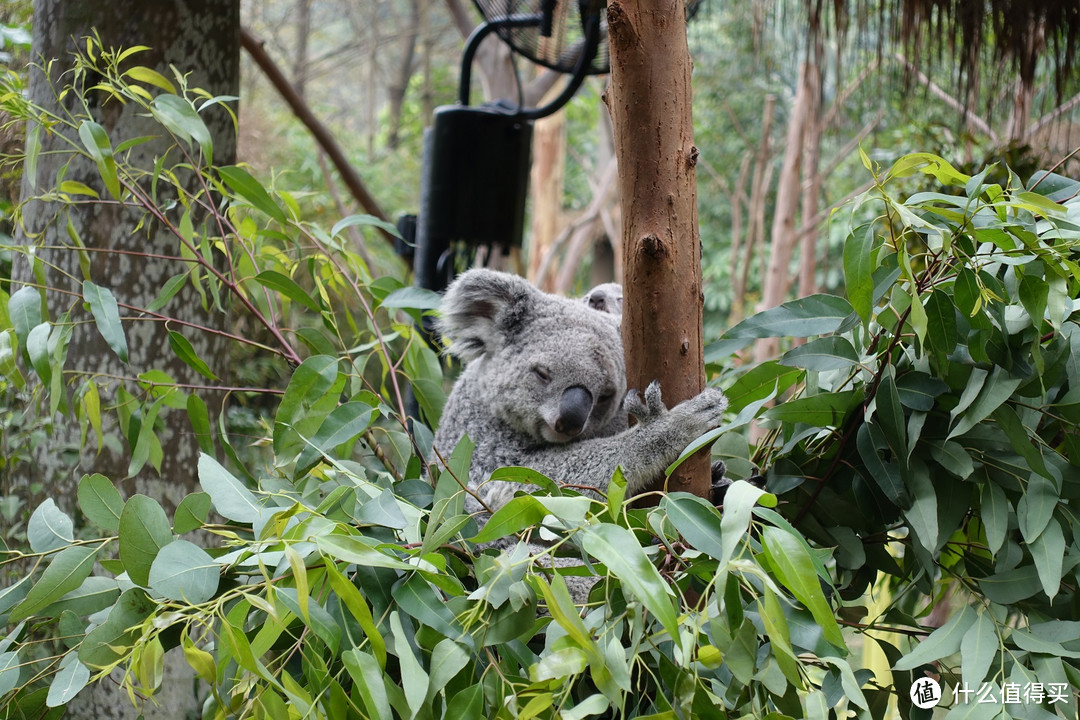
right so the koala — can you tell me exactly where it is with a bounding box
[433,269,728,518]
[580,282,623,317]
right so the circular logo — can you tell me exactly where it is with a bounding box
[910,678,943,709]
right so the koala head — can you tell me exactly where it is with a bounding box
[581,282,623,317]
[439,269,626,444]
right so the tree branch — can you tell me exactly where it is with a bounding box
[893,54,998,144]
[240,27,397,250]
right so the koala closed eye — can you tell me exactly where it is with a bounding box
[532,366,552,384]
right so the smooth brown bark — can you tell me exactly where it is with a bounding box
[605,0,709,498]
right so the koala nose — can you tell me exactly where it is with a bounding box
[555,385,593,437]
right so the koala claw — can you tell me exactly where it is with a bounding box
[625,380,667,423]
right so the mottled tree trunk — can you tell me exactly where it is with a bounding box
[17,1,239,717]
[605,0,709,498]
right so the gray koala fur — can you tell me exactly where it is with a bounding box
[434,269,728,518]
[580,282,623,316]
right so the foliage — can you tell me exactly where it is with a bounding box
[2,39,1080,720]
[706,150,1080,718]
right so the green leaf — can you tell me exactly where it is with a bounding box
[118,495,173,586]
[903,470,939,554]
[1017,475,1058,543]
[167,329,217,380]
[470,495,547,544]
[77,121,120,199]
[992,405,1050,480]
[198,453,263,524]
[315,534,412,571]
[82,281,128,363]
[661,493,725,561]
[579,524,680,643]
[720,480,774,565]
[724,294,856,342]
[148,539,219,604]
[923,290,957,365]
[46,653,90,707]
[893,605,975,671]
[273,355,342,456]
[9,285,43,352]
[186,393,215,456]
[843,224,876,324]
[254,271,321,312]
[389,611,429,719]
[532,647,587,682]
[979,565,1042,604]
[0,652,18,698]
[1030,517,1065,601]
[392,573,464,642]
[59,180,99,198]
[325,563,386,667]
[295,401,378,473]
[276,587,341,654]
[26,322,51,384]
[25,121,40,188]
[980,482,1009,555]
[888,430,934,493]
[146,273,188,313]
[959,611,997,687]
[10,545,99,622]
[928,440,974,479]
[779,336,860,371]
[761,526,845,650]
[723,361,803,413]
[380,286,443,311]
[39,576,119,618]
[762,390,859,427]
[331,213,401,240]
[874,374,907,466]
[79,588,154,669]
[886,152,970,186]
[426,639,470,702]
[124,66,177,94]
[343,649,391,720]
[173,492,212,534]
[947,367,1021,440]
[150,94,213,162]
[27,499,74,553]
[218,165,286,222]
[77,473,124,533]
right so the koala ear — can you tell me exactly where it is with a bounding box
[437,269,537,361]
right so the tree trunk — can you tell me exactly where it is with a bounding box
[755,61,815,363]
[294,0,312,99]
[731,95,774,324]
[527,101,568,290]
[387,0,420,149]
[605,0,709,498]
[17,1,239,717]
[797,61,822,299]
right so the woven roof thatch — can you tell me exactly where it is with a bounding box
[823,0,1080,95]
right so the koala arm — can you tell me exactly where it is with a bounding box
[475,383,727,509]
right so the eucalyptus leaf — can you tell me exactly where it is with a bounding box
[148,540,219,605]
[82,281,128,363]
[27,499,74,554]
[118,495,173,587]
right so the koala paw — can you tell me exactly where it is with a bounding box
[673,387,728,435]
[624,380,666,423]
